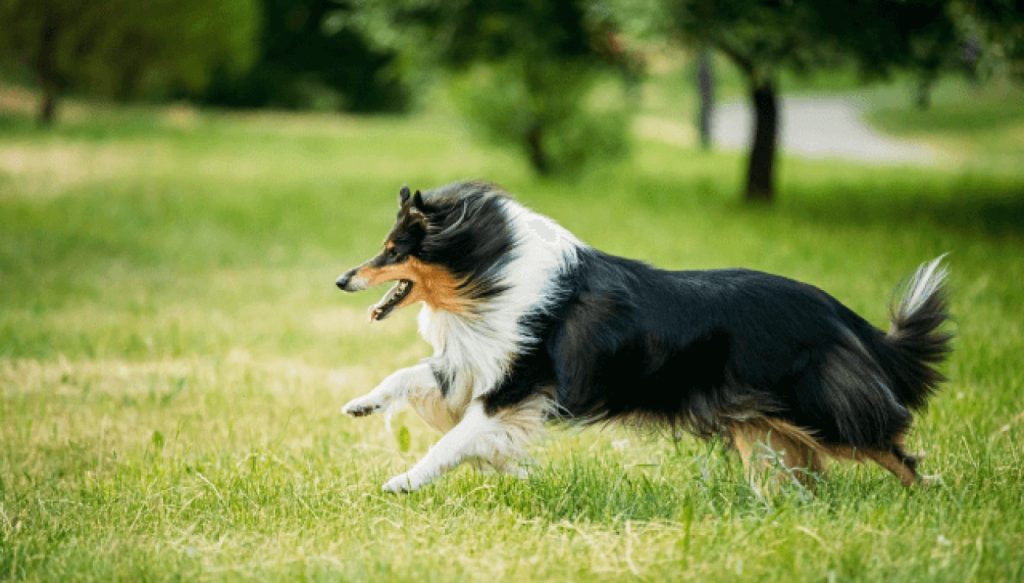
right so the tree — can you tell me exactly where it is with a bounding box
[0,0,258,125]
[962,0,1024,80]
[352,0,638,175]
[199,0,409,113]
[618,0,958,202]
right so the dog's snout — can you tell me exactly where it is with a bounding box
[337,268,368,292]
[336,271,353,291]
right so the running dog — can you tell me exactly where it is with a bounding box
[336,181,951,493]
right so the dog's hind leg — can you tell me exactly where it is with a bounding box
[730,419,826,494]
[825,440,923,486]
[865,445,920,486]
[342,362,437,418]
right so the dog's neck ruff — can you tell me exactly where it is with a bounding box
[418,198,581,412]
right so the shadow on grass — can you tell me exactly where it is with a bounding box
[615,171,1024,240]
[782,182,1024,240]
[397,449,935,529]
[413,445,778,524]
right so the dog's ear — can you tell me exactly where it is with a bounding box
[398,185,411,207]
[407,190,428,228]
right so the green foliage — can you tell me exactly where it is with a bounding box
[199,0,409,113]
[0,0,258,122]
[396,425,412,453]
[450,60,630,176]
[609,0,962,200]
[352,0,636,175]
[960,0,1024,80]
[624,0,960,84]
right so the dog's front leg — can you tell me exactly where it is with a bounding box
[382,401,508,493]
[341,362,437,417]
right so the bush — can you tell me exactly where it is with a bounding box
[450,59,631,176]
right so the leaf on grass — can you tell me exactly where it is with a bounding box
[396,425,411,453]
[151,430,165,450]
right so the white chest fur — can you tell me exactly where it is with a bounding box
[417,199,582,416]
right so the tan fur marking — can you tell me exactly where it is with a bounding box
[356,257,469,313]
[866,451,918,486]
[730,418,922,489]
[492,393,553,441]
[825,444,919,486]
[730,419,826,491]
[355,261,408,286]
[403,258,469,312]
[892,432,910,451]
[762,418,829,459]
[409,391,461,433]
[485,393,553,472]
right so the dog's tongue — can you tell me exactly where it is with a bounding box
[369,280,411,322]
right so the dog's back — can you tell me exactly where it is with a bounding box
[545,251,952,486]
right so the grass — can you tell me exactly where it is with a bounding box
[1,81,1024,581]
[866,78,1024,175]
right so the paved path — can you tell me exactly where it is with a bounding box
[712,95,934,164]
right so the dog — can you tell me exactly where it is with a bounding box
[336,181,951,493]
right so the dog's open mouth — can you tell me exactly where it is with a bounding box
[369,279,413,321]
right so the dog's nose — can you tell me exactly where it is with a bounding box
[336,272,352,290]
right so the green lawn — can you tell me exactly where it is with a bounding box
[1,85,1023,581]
[867,78,1024,176]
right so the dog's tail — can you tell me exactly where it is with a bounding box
[879,255,953,410]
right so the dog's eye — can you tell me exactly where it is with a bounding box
[387,248,399,259]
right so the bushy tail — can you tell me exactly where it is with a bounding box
[881,255,954,410]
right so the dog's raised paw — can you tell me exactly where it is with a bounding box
[341,398,381,417]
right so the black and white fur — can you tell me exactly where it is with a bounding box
[336,181,952,493]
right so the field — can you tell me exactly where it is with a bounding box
[2,80,1023,580]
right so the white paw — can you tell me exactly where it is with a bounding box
[341,395,383,417]
[381,472,420,494]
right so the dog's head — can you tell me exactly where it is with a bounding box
[336,183,513,321]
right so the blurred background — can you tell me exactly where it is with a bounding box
[1,0,1021,196]
[2,2,1024,579]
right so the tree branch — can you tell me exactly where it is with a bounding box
[710,37,754,76]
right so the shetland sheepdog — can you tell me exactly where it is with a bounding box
[336,181,951,493]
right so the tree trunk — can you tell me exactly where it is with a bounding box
[39,87,58,126]
[36,16,59,126]
[915,78,933,110]
[745,79,778,203]
[526,124,551,175]
[696,49,714,150]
